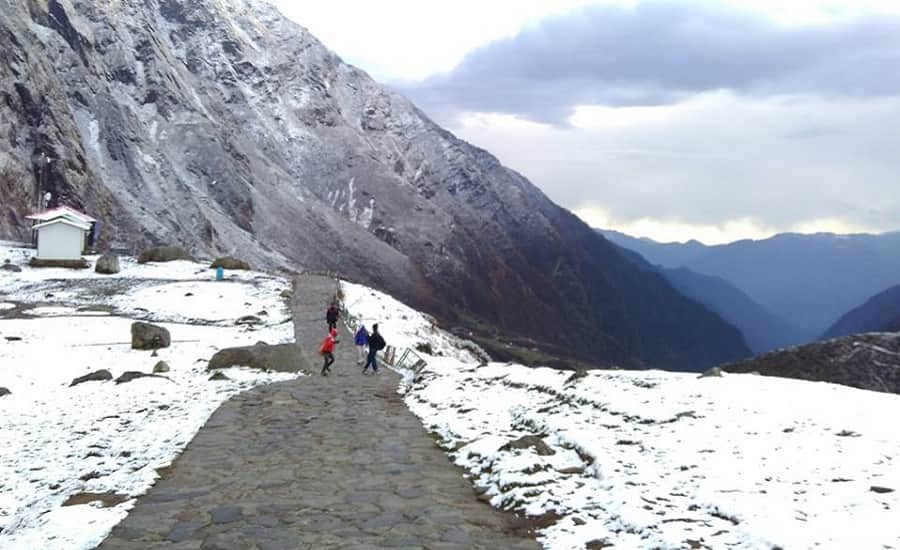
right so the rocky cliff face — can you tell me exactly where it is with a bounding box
[0,0,750,370]
[721,333,900,395]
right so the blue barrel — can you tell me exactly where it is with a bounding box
[216,266,224,281]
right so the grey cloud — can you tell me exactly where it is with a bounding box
[402,3,900,123]
[447,93,900,233]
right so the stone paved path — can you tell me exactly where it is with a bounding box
[99,275,539,549]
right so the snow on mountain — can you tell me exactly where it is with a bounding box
[0,0,749,370]
[0,244,299,549]
[343,282,900,550]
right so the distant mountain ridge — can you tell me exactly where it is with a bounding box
[823,285,900,339]
[601,229,900,347]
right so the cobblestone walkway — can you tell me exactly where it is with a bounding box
[99,275,538,549]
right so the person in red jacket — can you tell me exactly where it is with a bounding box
[319,328,339,376]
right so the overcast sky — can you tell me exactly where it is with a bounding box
[271,0,900,244]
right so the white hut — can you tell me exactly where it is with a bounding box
[26,206,96,261]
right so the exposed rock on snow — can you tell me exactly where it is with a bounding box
[152,361,170,374]
[210,257,250,270]
[130,321,171,350]
[722,332,900,395]
[70,370,113,387]
[95,253,121,275]
[206,342,304,373]
[501,435,556,457]
[114,371,170,385]
[0,388,10,397]
[137,247,193,264]
[1,263,22,273]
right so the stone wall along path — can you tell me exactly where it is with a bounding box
[99,274,539,549]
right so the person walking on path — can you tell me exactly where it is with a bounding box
[319,328,339,376]
[326,303,339,332]
[354,324,369,365]
[362,323,386,374]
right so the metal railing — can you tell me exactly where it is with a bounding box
[333,278,427,373]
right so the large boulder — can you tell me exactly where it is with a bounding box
[131,322,171,350]
[207,342,305,373]
[1,261,21,272]
[210,257,251,271]
[137,246,193,264]
[70,370,113,387]
[0,387,10,397]
[95,253,121,275]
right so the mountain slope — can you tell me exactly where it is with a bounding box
[0,0,749,370]
[823,284,900,339]
[662,267,806,354]
[602,230,900,343]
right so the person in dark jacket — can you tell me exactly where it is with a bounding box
[319,328,338,376]
[326,303,339,331]
[362,323,386,374]
[354,324,369,365]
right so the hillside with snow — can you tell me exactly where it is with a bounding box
[0,244,299,548]
[2,244,899,550]
[341,282,900,549]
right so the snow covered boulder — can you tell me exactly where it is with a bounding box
[207,342,305,373]
[131,322,171,350]
[137,246,193,264]
[95,253,121,274]
[210,256,251,270]
[70,370,113,387]
[1,261,21,272]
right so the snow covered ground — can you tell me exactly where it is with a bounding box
[343,281,900,550]
[0,245,299,549]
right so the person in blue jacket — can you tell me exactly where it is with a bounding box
[354,324,369,365]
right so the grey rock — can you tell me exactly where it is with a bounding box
[70,370,113,386]
[115,371,170,384]
[138,247,193,264]
[209,372,231,382]
[500,435,556,456]
[95,253,121,274]
[167,519,208,543]
[211,506,243,524]
[131,322,171,350]
[871,486,894,494]
[0,263,22,272]
[207,343,305,373]
[0,387,10,397]
[210,257,251,270]
[152,361,170,373]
